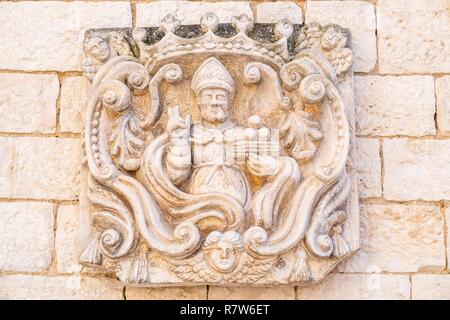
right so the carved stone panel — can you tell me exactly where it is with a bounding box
[79,12,360,286]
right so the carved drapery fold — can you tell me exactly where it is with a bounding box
[80,13,358,285]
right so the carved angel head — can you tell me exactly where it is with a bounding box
[320,24,350,51]
[203,231,243,273]
[83,36,110,62]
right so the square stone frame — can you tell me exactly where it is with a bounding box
[78,17,360,287]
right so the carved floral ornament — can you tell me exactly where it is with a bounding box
[79,12,360,286]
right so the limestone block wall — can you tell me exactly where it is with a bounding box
[0,0,449,300]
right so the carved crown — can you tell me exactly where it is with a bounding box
[132,13,300,72]
[79,11,359,287]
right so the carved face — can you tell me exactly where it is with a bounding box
[206,241,238,272]
[320,26,346,50]
[84,36,110,62]
[203,231,242,273]
[197,88,230,124]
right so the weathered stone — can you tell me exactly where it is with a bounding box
[436,77,450,135]
[0,137,81,200]
[356,138,381,198]
[208,286,295,300]
[0,73,58,133]
[446,207,450,267]
[60,77,86,133]
[0,2,131,71]
[297,273,410,300]
[305,1,377,72]
[0,275,123,300]
[412,275,450,300]
[378,0,450,74]
[383,139,450,201]
[126,286,206,300]
[256,2,302,24]
[0,202,54,272]
[56,205,82,273]
[136,1,253,27]
[355,76,436,137]
[341,204,445,273]
[79,15,358,286]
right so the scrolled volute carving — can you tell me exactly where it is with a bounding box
[80,12,358,286]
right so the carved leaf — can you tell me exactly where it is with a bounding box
[110,112,145,171]
[279,101,323,163]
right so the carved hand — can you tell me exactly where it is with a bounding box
[167,105,191,141]
[165,106,192,185]
[247,153,279,178]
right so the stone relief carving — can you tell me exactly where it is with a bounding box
[79,12,360,286]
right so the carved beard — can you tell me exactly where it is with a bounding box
[199,104,228,123]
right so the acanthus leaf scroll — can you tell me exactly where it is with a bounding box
[79,12,360,286]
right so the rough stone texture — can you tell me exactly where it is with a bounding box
[305,1,377,72]
[0,0,446,301]
[355,76,436,137]
[56,205,82,273]
[0,2,131,71]
[0,137,82,200]
[208,286,295,300]
[0,202,54,272]
[341,204,445,273]
[0,275,123,300]
[136,1,253,27]
[0,74,59,133]
[60,77,86,133]
[447,207,450,268]
[256,2,303,24]
[378,0,450,74]
[412,275,450,300]
[383,139,450,201]
[297,273,410,300]
[126,286,207,300]
[436,77,450,136]
[356,138,381,198]
[79,21,358,286]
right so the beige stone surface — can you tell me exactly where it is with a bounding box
[436,77,450,136]
[0,73,58,133]
[297,273,410,300]
[355,76,436,137]
[412,275,450,300]
[0,2,131,71]
[256,2,303,24]
[79,21,357,286]
[4,0,448,300]
[60,77,86,133]
[377,0,450,74]
[356,138,381,198]
[305,1,377,72]
[208,286,295,300]
[136,1,253,27]
[446,207,450,268]
[341,204,445,273]
[126,286,207,300]
[56,205,82,273]
[383,139,450,201]
[0,137,81,200]
[0,202,54,272]
[0,275,123,300]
